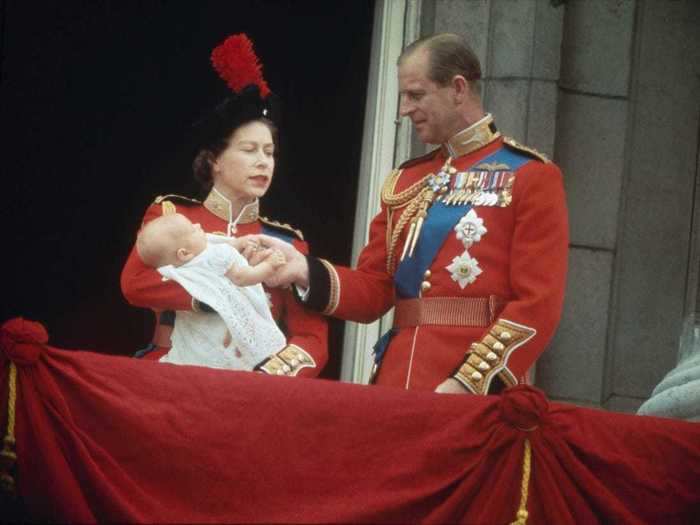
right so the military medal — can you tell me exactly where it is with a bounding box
[454,209,487,248]
[446,251,483,288]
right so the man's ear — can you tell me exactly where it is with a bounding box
[176,247,194,263]
[451,75,469,104]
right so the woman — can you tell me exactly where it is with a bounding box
[120,34,328,378]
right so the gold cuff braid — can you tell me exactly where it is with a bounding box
[452,319,536,394]
[258,345,316,377]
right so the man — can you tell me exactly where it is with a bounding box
[254,33,568,395]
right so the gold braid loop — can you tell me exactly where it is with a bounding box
[381,169,429,207]
[1,362,18,497]
[382,170,434,274]
[509,438,532,525]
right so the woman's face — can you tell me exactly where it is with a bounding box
[212,120,275,202]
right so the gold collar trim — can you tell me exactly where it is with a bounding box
[442,114,501,158]
[203,188,259,225]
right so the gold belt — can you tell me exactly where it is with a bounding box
[393,296,504,328]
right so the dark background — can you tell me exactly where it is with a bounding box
[0,1,375,379]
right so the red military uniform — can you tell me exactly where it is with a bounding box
[121,189,328,378]
[303,116,568,393]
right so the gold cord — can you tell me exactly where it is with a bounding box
[380,169,429,207]
[382,170,438,274]
[510,438,532,525]
[386,194,423,273]
[1,362,18,496]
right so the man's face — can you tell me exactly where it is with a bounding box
[398,49,461,145]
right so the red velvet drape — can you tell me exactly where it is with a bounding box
[1,317,699,523]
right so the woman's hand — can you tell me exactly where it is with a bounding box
[239,234,309,288]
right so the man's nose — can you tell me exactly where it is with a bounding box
[399,96,413,117]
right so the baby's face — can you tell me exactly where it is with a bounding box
[179,218,207,255]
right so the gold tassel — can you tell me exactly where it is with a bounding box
[509,438,532,525]
[1,362,18,496]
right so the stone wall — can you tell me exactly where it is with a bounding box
[419,0,700,411]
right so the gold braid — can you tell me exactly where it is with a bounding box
[382,170,433,274]
[1,362,18,496]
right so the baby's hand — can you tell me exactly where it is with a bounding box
[230,237,260,259]
[267,249,286,269]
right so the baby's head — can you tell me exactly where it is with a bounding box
[136,213,207,268]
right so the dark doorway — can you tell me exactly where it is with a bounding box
[1,1,374,379]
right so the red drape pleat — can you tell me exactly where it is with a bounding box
[1,317,699,524]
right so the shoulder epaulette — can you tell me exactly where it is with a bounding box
[260,216,304,241]
[398,147,441,169]
[502,137,550,163]
[153,194,201,206]
[153,194,200,216]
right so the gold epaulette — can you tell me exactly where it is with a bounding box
[153,194,201,205]
[380,169,402,206]
[260,216,304,241]
[153,194,201,216]
[503,137,550,163]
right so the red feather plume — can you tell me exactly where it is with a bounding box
[210,34,270,98]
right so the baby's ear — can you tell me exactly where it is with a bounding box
[176,247,194,263]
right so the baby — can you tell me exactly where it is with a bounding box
[136,213,287,370]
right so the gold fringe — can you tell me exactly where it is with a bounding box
[1,362,18,496]
[510,438,532,525]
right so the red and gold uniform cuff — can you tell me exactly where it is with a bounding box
[256,345,316,377]
[452,319,536,395]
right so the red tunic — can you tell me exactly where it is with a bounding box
[121,194,328,378]
[307,125,568,393]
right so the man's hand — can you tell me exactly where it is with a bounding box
[239,234,310,288]
[435,378,472,394]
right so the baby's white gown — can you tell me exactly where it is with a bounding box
[157,235,286,370]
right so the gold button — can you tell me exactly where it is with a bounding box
[486,352,498,362]
[421,281,432,292]
[478,361,489,371]
[423,269,432,279]
[471,371,483,381]
[500,331,512,340]
[493,341,505,351]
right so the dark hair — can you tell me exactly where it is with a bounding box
[399,33,482,95]
[192,116,278,192]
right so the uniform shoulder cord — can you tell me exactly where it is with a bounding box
[381,169,433,274]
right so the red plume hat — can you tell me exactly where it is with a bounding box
[192,33,276,150]
[211,34,271,99]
